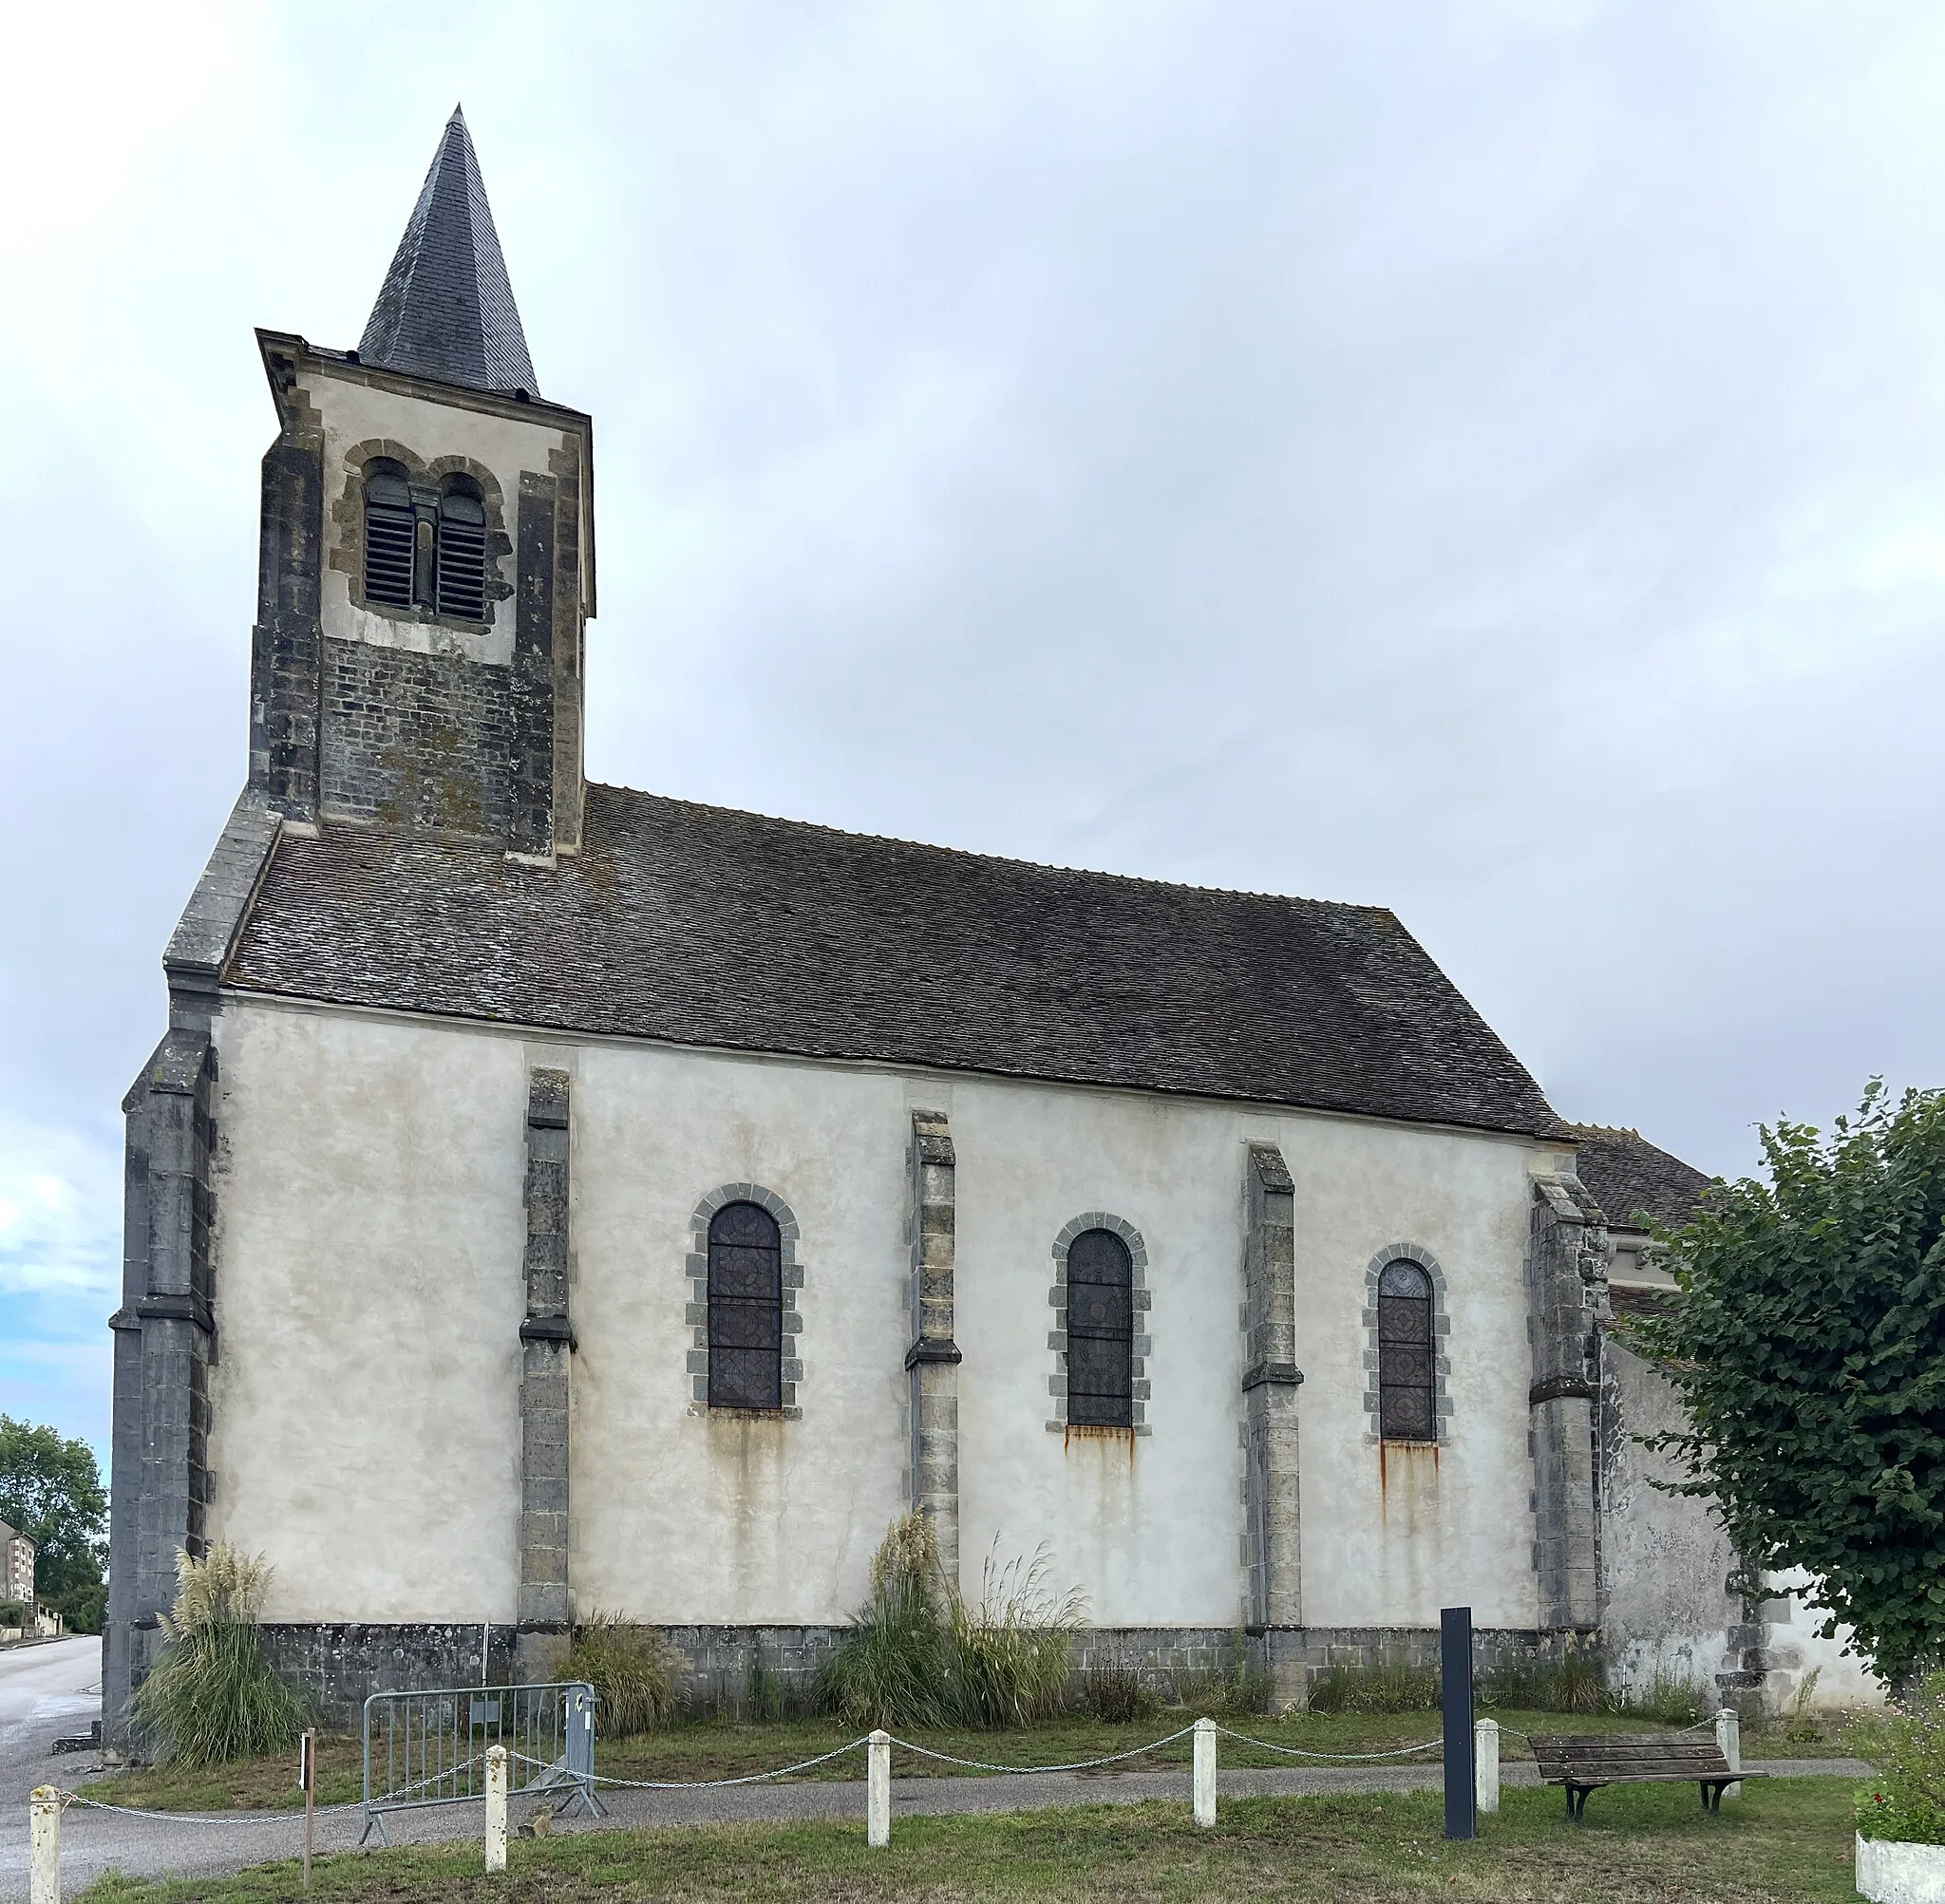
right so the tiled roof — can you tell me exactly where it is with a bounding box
[357,106,538,396]
[1569,1123,1712,1232]
[226,783,1566,1139]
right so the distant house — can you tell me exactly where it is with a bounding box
[0,1523,34,1605]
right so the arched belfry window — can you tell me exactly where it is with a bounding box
[1066,1228,1134,1428]
[707,1202,783,1410]
[359,462,490,622]
[435,478,488,621]
[1376,1259,1435,1440]
[362,461,415,608]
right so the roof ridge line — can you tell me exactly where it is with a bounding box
[585,779,1399,916]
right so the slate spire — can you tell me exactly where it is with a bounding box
[359,106,538,396]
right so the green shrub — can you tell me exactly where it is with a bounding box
[1309,1652,1440,1715]
[127,1546,312,1766]
[1783,1667,1825,1742]
[1612,1667,1709,1727]
[52,1582,107,1636]
[1480,1653,1609,1715]
[1853,1670,1945,1843]
[1082,1649,1160,1725]
[554,1615,685,1736]
[0,1600,28,1628]
[1169,1636,1273,1718]
[817,1517,1084,1731]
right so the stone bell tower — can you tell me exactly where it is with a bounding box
[249,105,594,859]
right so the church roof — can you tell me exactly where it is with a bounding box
[358,106,538,397]
[1568,1123,1712,1232]
[225,784,1565,1139]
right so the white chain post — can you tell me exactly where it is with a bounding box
[1473,1717,1500,1816]
[30,1787,60,1904]
[485,1744,508,1871]
[1714,1707,1742,1802]
[867,1731,892,1847]
[1193,1718,1218,1827]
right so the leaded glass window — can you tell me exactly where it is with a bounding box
[708,1201,782,1410]
[1066,1228,1133,1428]
[1376,1259,1434,1440]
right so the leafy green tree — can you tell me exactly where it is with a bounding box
[1633,1083,1945,1685]
[0,1416,108,1619]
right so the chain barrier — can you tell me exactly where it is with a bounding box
[510,1740,872,1791]
[881,1724,1200,1775]
[1211,1725,1442,1763]
[54,1792,363,1825]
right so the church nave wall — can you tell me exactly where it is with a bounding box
[196,997,1554,1650]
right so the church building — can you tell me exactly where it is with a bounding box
[105,111,1856,1736]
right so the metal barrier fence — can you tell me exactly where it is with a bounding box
[360,1682,602,1843]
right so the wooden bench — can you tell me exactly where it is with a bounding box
[1530,1735,1764,1820]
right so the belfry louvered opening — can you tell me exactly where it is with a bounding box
[435,480,488,621]
[1066,1228,1134,1428]
[362,462,415,608]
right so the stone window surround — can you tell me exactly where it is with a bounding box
[685,1183,804,1421]
[330,438,515,635]
[1362,1241,1453,1444]
[1047,1212,1152,1436]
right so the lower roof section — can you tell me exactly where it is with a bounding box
[225,782,1566,1140]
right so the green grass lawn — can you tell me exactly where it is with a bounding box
[80,1707,1858,1815]
[80,1780,1864,1903]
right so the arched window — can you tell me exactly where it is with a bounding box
[707,1201,782,1410]
[362,461,415,608]
[435,478,488,621]
[1066,1227,1134,1428]
[1376,1260,1435,1440]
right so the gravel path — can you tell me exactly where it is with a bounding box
[0,1751,1870,1900]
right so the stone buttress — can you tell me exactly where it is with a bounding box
[518,1069,575,1648]
[1240,1141,1304,1703]
[905,1109,962,1591]
[1526,1173,1608,1634]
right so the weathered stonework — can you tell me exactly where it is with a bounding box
[105,1029,219,1744]
[905,1110,962,1591]
[1240,1143,1302,1692]
[684,1184,804,1418]
[519,1069,573,1631]
[259,1623,520,1727]
[1361,1242,1453,1442]
[249,351,325,822]
[1047,1212,1151,1435]
[319,637,516,838]
[1526,1176,1607,1632]
[511,473,558,859]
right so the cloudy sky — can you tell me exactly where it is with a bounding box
[6,1,1944,1466]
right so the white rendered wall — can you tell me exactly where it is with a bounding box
[205,998,528,1622]
[206,997,1548,1632]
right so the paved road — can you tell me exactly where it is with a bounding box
[0,1637,102,1895]
[0,1640,100,1812]
[0,1731,1869,1902]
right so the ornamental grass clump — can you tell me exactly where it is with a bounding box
[815,1516,954,1729]
[950,1544,1083,1728]
[817,1517,1084,1730]
[127,1545,313,1766]
[1853,1670,1945,1844]
[555,1614,685,1735]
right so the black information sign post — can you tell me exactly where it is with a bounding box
[1441,1606,1476,1840]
